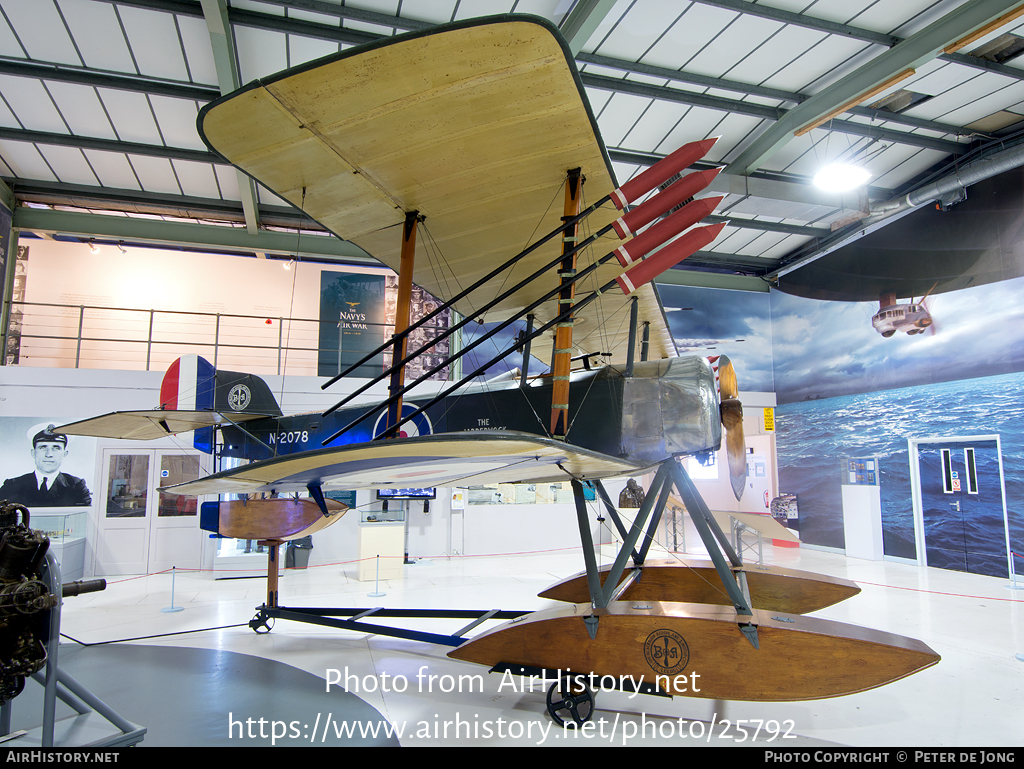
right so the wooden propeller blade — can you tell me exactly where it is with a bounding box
[716,355,746,501]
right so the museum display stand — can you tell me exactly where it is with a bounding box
[31,512,87,581]
[0,552,145,748]
[358,505,404,581]
[841,457,884,561]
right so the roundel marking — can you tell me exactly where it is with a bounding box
[643,628,689,676]
[372,403,432,439]
[228,384,252,411]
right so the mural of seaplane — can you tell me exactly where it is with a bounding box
[57,15,938,725]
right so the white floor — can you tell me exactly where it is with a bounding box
[51,541,1024,748]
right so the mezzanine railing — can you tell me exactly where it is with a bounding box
[2,301,454,379]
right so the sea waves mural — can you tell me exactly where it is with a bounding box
[771,279,1024,572]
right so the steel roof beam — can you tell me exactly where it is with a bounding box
[96,0,1024,85]
[609,145,871,218]
[0,58,219,101]
[228,9,380,47]
[200,0,259,234]
[0,127,834,237]
[560,0,620,55]
[11,3,962,153]
[13,207,374,263]
[3,178,298,224]
[727,0,1024,175]
[655,265,771,291]
[704,215,828,238]
[693,0,1024,82]
[0,127,218,164]
[584,74,967,156]
[1,128,849,233]
[578,53,973,138]
[677,250,777,274]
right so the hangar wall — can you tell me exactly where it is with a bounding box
[771,278,1024,572]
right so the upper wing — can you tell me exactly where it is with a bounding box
[55,410,271,441]
[198,16,674,366]
[164,431,642,496]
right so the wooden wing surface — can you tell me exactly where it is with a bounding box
[198,16,674,365]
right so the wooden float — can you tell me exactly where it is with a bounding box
[539,559,861,614]
[448,601,940,701]
[218,497,347,541]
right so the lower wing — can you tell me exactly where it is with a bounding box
[163,431,643,496]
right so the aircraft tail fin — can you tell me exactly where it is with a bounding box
[55,355,280,451]
[160,354,282,417]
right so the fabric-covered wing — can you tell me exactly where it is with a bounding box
[711,510,801,543]
[55,410,271,441]
[198,15,674,365]
[164,431,642,496]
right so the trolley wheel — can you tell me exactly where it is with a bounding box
[546,676,595,728]
[249,612,274,634]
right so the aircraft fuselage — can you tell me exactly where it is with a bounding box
[216,356,722,469]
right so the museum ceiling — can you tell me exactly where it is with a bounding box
[3,0,1024,291]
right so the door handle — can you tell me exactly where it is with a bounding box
[950,501,960,512]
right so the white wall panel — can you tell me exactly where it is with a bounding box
[0,76,68,134]
[38,144,97,186]
[0,139,57,180]
[128,154,181,195]
[117,5,189,82]
[46,81,117,140]
[97,89,162,145]
[82,149,141,190]
[57,0,136,73]
[0,0,79,65]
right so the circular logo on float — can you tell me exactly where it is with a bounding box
[372,403,432,439]
[644,628,689,675]
[228,384,251,411]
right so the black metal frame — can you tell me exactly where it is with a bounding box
[249,605,530,647]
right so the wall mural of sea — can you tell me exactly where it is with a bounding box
[776,372,1024,563]
[770,273,1024,571]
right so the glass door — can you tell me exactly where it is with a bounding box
[95,449,204,576]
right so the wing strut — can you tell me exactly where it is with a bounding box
[325,213,727,445]
[550,168,584,439]
[385,211,422,436]
[319,139,719,394]
[354,221,726,444]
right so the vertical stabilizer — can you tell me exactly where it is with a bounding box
[160,355,216,411]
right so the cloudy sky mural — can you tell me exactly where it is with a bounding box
[770,274,1024,403]
[657,283,774,392]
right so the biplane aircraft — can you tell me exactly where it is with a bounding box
[57,15,938,725]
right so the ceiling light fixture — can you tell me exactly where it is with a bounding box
[88,240,99,253]
[813,163,872,192]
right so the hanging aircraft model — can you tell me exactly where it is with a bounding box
[871,290,935,337]
[56,15,938,724]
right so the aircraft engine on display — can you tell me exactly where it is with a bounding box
[0,503,56,705]
[0,503,107,706]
